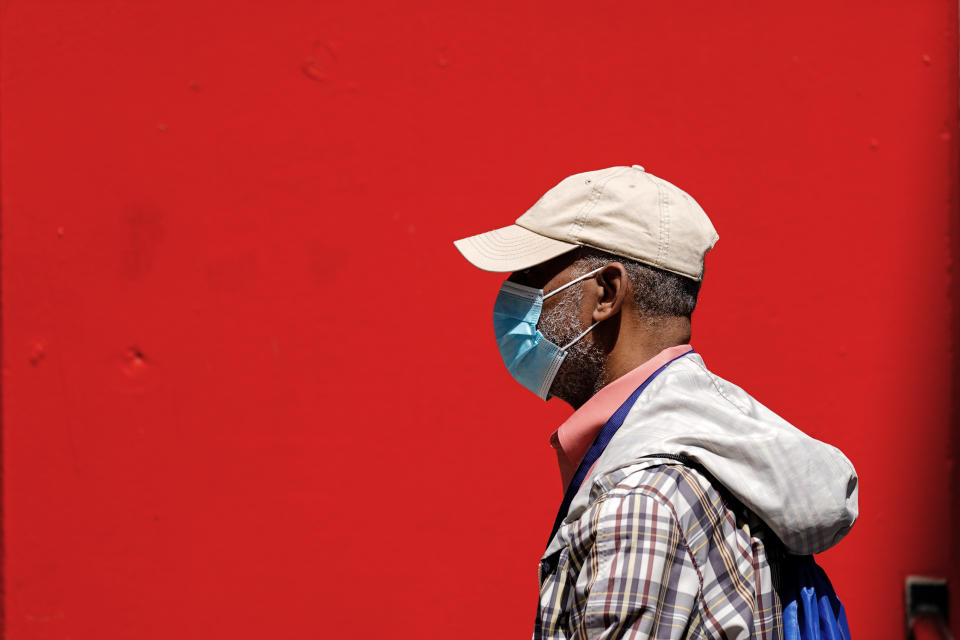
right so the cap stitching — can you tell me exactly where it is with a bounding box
[656,177,666,265]
[680,192,707,278]
[660,178,671,266]
[573,240,700,281]
[476,228,577,251]
[569,167,630,244]
[638,172,665,267]
[464,231,578,266]
[475,234,547,248]
[568,186,600,243]
[472,236,554,255]
[465,245,575,267]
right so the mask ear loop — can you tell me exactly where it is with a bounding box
[561,319,601,350]
[542,265,607,350]
[542,265,605,301]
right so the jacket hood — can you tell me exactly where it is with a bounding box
[559,352,858,556]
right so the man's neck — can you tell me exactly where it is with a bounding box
[598,318,691,391]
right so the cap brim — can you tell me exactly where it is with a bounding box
[453,224,580,273]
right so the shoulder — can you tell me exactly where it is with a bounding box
[592,461,724,522]
[588,462,739,563]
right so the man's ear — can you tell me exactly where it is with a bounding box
[591,263,629,323]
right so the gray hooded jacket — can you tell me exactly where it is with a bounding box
[543,350,859,559]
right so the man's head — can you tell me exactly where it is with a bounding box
[508,246,702,407]
[455,165,717,407]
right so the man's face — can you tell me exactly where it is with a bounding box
[506,252,608,407]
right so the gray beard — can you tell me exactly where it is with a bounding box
[537,283,607,407]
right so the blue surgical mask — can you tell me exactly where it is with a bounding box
[492,266,605,400]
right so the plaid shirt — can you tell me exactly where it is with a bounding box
[534,459,783,639]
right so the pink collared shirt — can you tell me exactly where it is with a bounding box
[549,344,694,492]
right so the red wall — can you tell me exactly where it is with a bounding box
[2,1,957,638]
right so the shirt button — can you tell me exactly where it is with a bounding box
[541,559,552,573]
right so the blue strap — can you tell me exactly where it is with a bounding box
[545,348,694,549]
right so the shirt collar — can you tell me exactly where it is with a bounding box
[549,344,694,492]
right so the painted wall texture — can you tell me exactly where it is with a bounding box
[1,1,957,638]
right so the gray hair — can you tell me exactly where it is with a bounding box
[572,248,702,318]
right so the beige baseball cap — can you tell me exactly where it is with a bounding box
[453,165,719,281]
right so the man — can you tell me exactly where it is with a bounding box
[453,165,858,639]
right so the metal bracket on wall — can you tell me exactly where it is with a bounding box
[906,576,952,639]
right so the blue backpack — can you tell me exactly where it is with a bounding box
[777,553,851,640]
